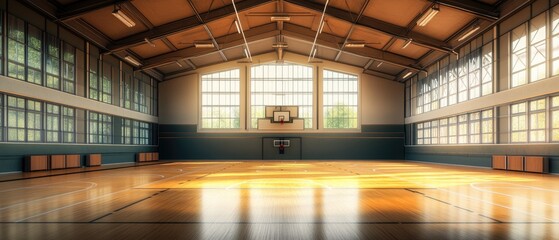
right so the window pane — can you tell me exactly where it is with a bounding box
[201,69,241,129]
[323,69,358,129]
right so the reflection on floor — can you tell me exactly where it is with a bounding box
[0,160,558,239]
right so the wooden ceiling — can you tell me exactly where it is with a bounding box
[25,0,512,81]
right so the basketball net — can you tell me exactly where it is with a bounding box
[280,116,284,125]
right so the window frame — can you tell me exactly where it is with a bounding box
[322,68,360,130]
[200,68,242,130]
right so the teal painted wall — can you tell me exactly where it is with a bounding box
[0,144,158,172]
[159,124,405,160]
[405,145,559,174]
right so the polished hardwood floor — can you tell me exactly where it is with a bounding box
[0,160,558,240]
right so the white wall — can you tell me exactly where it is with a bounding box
[361,74,404,125]
[159,73,199,124]
[159,52,405,127]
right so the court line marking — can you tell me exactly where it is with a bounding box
[470,183,559,208]
[367,169,559,223]
[14,162,241,223]
[0,182,98,211]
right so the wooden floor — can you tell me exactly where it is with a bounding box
[0,160,558,240]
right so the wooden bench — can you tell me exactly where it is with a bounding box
[50,155,66,170]
[507,156,524,171]
[65,155,81,168]
[137,152,159,162]
[525,156,548,173]
[24,155,49,172]
[86,154,102,167]
[491,155,507,170]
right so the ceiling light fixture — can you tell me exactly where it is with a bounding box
[376,61,383,68]
[308,0,329,62]
[194,42,215,48]
[345,42,365,48]
[272,43,288,48]
[124,55,141,66]
[112,6,136,28]
[234,20,241,34]
[402,38,413,49]
[175,61,183,68]
[457,23,481,41]
[416,5,439,27]
[271,16,291,21]
[144,38,155,47]
[402,71,413,79]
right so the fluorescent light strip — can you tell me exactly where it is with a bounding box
[416,5,439,27]
[194,42,215,48]
[402,38,412,49]
[234,20,241,34]
[243,48,249,58]
[318,22,325,34]
[402,71,413,79]
[345,43,365,48]
[312,47,318,59]
[124,56,141,66]
[272,43,288,48]
[458,25,481,41]
[112,9,136,28]
[175,61,183,68]
[144,38,155,47]
[376,61,383,68]
[271,16,291,21]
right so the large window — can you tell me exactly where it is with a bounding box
[27,25,42,85]
[201,69,240,129]
[62,43,75,94]
[26,100,42,142]
[46,104,60,142]
[89,112,112,144]
[552,6,559,75]
[0,95,3,141]
[323,69,358,129]
[7,96,25,142]
[530,13,547,82]
[552,96,559,141]
[101,62,113,104]
[62,106,75,143]
[416,109,493,145]
[250,64,313,129]
[529,98,546,142]
[122,119,132,144]
[511,25,528,87]
[412,38,492,116]
[7,15,26,81]
[139,122,150,145]
[46,35,60,89]
[511,102,528,142]
[89,57,100,101]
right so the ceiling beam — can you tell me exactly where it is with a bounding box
[334,0,370,61]
[140,23,279,70]
[436,0,499,21]
[106,0,274,53]
[186,0,228,62]
[284,0,453,54]
[282,23,422,72]
[58,0,129,21]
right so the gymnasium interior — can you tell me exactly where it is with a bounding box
[1,0,558,239]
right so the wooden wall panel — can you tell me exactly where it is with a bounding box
[153,152,159,161]
[146,152,153,161]
[50,155,66,169]
[507,156,524,171]
[525,156,548,173]
[492,155,507,170]
[66,155,81,168]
